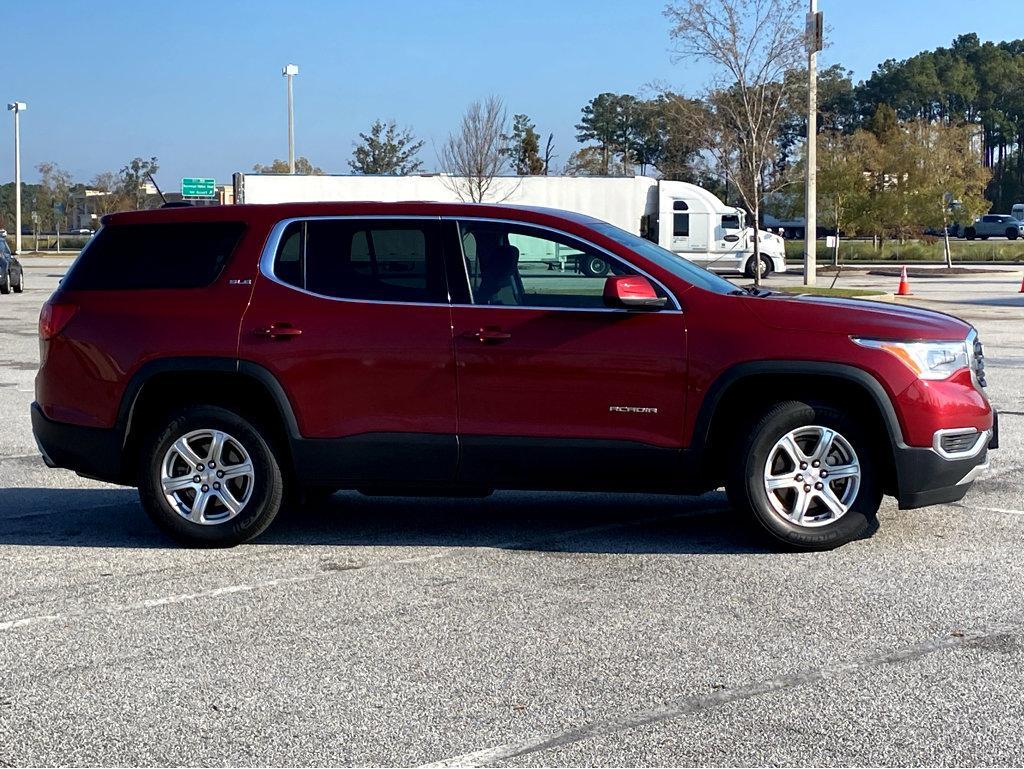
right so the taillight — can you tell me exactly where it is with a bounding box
[39,300,78,341]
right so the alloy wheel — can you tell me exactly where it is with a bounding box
[762,425,861,527]
[160,428,255,524]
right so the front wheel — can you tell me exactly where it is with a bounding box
[12,271,22,293]
[1007,228,1019,240]
[0,272,9,295]
[744,255,772,279]
[578,254,610,277]
[964,227,976,240]
[727,400,881,550]
[138,405,284,546]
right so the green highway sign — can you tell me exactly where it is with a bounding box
[181,177,216,198]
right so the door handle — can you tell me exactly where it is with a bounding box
[255,324,303,340]
[465,327,511,344]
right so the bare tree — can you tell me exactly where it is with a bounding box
[440,96,509,202]
[665,0,805,285]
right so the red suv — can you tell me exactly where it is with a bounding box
[32,202,997,549]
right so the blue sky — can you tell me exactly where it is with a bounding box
[1,0,1018,188]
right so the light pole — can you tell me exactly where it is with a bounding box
[804,2,822,286]
[7,102,27,254]
[282,64,299,173]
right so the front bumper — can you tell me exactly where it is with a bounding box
[894,411,997,509]
[31,402,129,485]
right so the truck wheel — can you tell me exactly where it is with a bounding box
[964,227,976,240]
[579,255,610,277]
[744,255,772,279]
[727,400,882,550]
[12,271,23,293]
[138,405,284,546]
[1006,228,1018,240]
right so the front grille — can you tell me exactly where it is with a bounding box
[972,335,987,387]
[940,432,979,454]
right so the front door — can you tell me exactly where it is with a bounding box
[238,216,458,484]
[447,218,689,490]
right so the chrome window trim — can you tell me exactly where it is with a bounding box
[442,215,682,312]
[932,426,990,460]
[258,214,683,313]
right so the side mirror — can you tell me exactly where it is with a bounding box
[723,233,740,242]
[603,275,667,310]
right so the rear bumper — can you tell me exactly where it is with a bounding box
[31,402,129,485]
[894,413,996,509]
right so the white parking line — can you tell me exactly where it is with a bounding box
[419,622,1023,767]
[0,505,725,634]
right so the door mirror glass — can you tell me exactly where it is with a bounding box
[603,275,667,310]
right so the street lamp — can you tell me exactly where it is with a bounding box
[282,64,299,174]
[7,101,27,254]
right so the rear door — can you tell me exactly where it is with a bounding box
[446,218,688,490]
[238,216,459,484]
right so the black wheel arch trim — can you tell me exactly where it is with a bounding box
[117,357,302,448]
[691,360,906,452]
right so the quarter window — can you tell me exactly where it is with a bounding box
[456,220,664,309]
[271,219,446,304]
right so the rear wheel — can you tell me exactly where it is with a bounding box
[964,227,976,240]
[138,406,284,546]
[727,400,881,550]
[1007,228,1019,240]
[11,271,22,293]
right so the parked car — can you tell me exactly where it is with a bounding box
[33,203,997,549]
[0,239,23,294]
[963,214,1024,240]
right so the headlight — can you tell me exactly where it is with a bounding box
[852,337,970,380]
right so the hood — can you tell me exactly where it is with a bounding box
[745,293,971,341]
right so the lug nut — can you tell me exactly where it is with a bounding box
[812,460,820,468]
[795,474,803,481]
[799,462,808,470]
[820,470,828,478]
[815,482,823,490]
[803,484,811,492]
[197,464,205,471]
[209,461,216,469]
[213,482,220,490]
[193,475,201,483]
[217,470,224,478]
[201,484,209,492]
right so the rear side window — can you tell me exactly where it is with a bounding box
[63,222,245,290]
[270,218,446,304]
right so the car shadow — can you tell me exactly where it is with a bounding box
[0,486,773,555]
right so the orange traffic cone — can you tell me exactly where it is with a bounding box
[896,265,912,296]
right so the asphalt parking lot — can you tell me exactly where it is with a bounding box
[1,257,1023,766]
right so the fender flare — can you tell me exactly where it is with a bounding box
[690,360,906,454]
[116,357,302,446]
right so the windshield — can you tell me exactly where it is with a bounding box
[589,220,740,295]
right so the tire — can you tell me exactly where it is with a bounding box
[727,400,882,550]
[0,272,9,295]
[744,255,772,279]
[579,254,610,277]
[1007,228,1018,240]
[964,227,976,240]
[137,405,285,546]
[12,271,22,293]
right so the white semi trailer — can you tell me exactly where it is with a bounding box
[232,173,787,277]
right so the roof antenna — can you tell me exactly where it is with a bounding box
[147,173,167,205]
